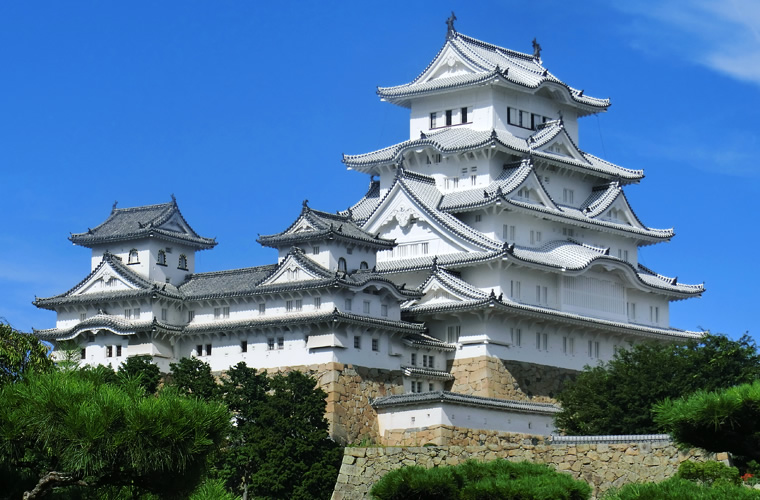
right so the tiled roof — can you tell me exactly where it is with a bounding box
[377,32,609,113]
[401,366,455,380]
[33,315,181,341]
[34,252,182,310]
[402,333,456,352]
[258,202,394,249]
[344,125,642,181]
[375,251,503,274]
[417,265,488,300]
[70,198,216,249]
[372,390,561,415]
[549,434,671,445]
[403,296,703,341]
[362,168,503,252]
[344,179,382,223]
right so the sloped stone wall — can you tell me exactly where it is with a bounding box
[331,435,724,499]
[448,356,577,403]
[270,362,404,445]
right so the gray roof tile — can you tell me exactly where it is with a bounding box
[372,390,561,415]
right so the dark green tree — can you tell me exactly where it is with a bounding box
[654,381,760,462]
[555,334,760,435]
[217,363,342,499]
[0,322,53,386]
[118,354,161,394]
[169,357,218,400]
[0,368,231,499]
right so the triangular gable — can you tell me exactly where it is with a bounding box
[363,175,499,254]
[534,127,589,165]
[414,268,487,307]
[288,216,320,234]
[258,251,330,286]
[420,45,481,82]
[156,211,194,236]
[594,193,645,229]
[506,169,557,210]
[70,259,147,297]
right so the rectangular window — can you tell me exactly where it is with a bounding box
[430,112,437,129]
[80,312,86,322]
[627,302,636,321]
[510,280,521,300]
[80,348,86,360]
[347,247,353,254]
[508,107,520,126]
[286,300,293,312]
[345,298,352,311]
[411,353,417,365]
[259,303,266,315]
[295,299,302,311]
[354,336,361,349]
[422,354,428,368]
[429,383,434,392]
[133,308,140,318]
[503,224,516,240]
[563,336,574,354]
[536,286,548,305]
[530,230,542,245]
[267,338,275,351]
[124,309,132,320]
[520,110,530,128]
[421,242,429,254]
[187,310,195,322]
[445,109,452,126]
[444,177,459,190]
[429,355,435,368]
[618,249,629,262]
[223,306,230,318]
[588,340,600,358]
[107,345,113,357]
[447,325,461,343]
[196,345,203,356]
[563,188,574,204]
[205,344,212,356]
[363,300,371,314]
[277,337,284,350]
[314,297,321,310]
[650,306,659,323]
[461,107,468,123]
[511,328,522,347]
[381,304,388,317]
[312,246,319,255]
[372,338,379,351]
[161,308,168,321]
[240,340,248,353]
[474,214,482,223]
[214,307,221,319]
[470,166,477,186]
[562,228,575,238]
[116,345,122,357]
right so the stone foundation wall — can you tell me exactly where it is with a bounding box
[268,362,404,445]
[332,434,724,499]
[448,356,577,403]
[381,424,539,447]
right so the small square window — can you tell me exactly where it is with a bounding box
[259,303,266,315]
[188,310,195,322]
[312,246,320,255]
[116,345,122,357]
[79,312,86,322]
[411,353,417,366]
[381,304,388,317]
[445,109,452,126]
[277,337,284,350]
[461,107,468,123]
[80,348,86,360]
[107,345,113,357]
[196,345,203,356]
[429,383,434,392]
[314,297,321,310]
[214,307,221,319]
[345,298,352,311]
[354,336,361,349]
[371,338,379,351]
[223,306,230,319]
[363,301,370,314]
[295,299,302,311]
[205,344,212,356]
[161,308,168,321]
[267,338,275,351]
[241,340,248,353]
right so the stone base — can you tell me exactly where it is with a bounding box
[448,356,578,403]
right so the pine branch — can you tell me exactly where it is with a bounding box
[23,471,88,500]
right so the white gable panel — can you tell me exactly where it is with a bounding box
[73,264,140,296]
[423,46,480,82]
[258,255,324,286]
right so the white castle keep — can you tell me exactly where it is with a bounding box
[34,20,703,445]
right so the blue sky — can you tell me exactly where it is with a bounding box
[1,1,758,340]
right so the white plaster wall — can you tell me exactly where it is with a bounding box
[491,87,580,144]
[409,88,494,138]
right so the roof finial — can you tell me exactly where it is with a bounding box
[532,38,542,60]
[112,200,118,212]
[445,11,457,39]
[302,199,309,211]
[171,193,176,203]
[432,255,438,270]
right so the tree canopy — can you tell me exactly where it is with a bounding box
[654,380,760,462]
[555,334,760,435]
[0,368,231,499]
[0,322,53,386]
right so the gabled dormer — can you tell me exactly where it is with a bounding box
[257,201,395,273]
[69,197,216,285]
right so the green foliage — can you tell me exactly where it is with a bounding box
[677,460,741,486]
[168,357,218,400]
[118,355,161,394]
[654,380,760,461]
[370,459,592,500]
[188,479,240,500]
[216,363,342,500]
[0,322,53,386]
[0,369,231,499]
[600,477,760,499]
[556,334,760,435]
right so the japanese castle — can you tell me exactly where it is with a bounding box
[34,20,704,445]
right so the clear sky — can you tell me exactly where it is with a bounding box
[1,1,758,340]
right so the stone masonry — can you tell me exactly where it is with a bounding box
[331,435,725,499]
[448,355,578,403]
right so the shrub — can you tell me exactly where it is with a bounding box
[601,477,760,499]
[677,460,741,486]
[370,459,591,500]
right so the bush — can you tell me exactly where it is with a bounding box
[370,459,591,500]
[677,460,741,486]
[601,477,760,499]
